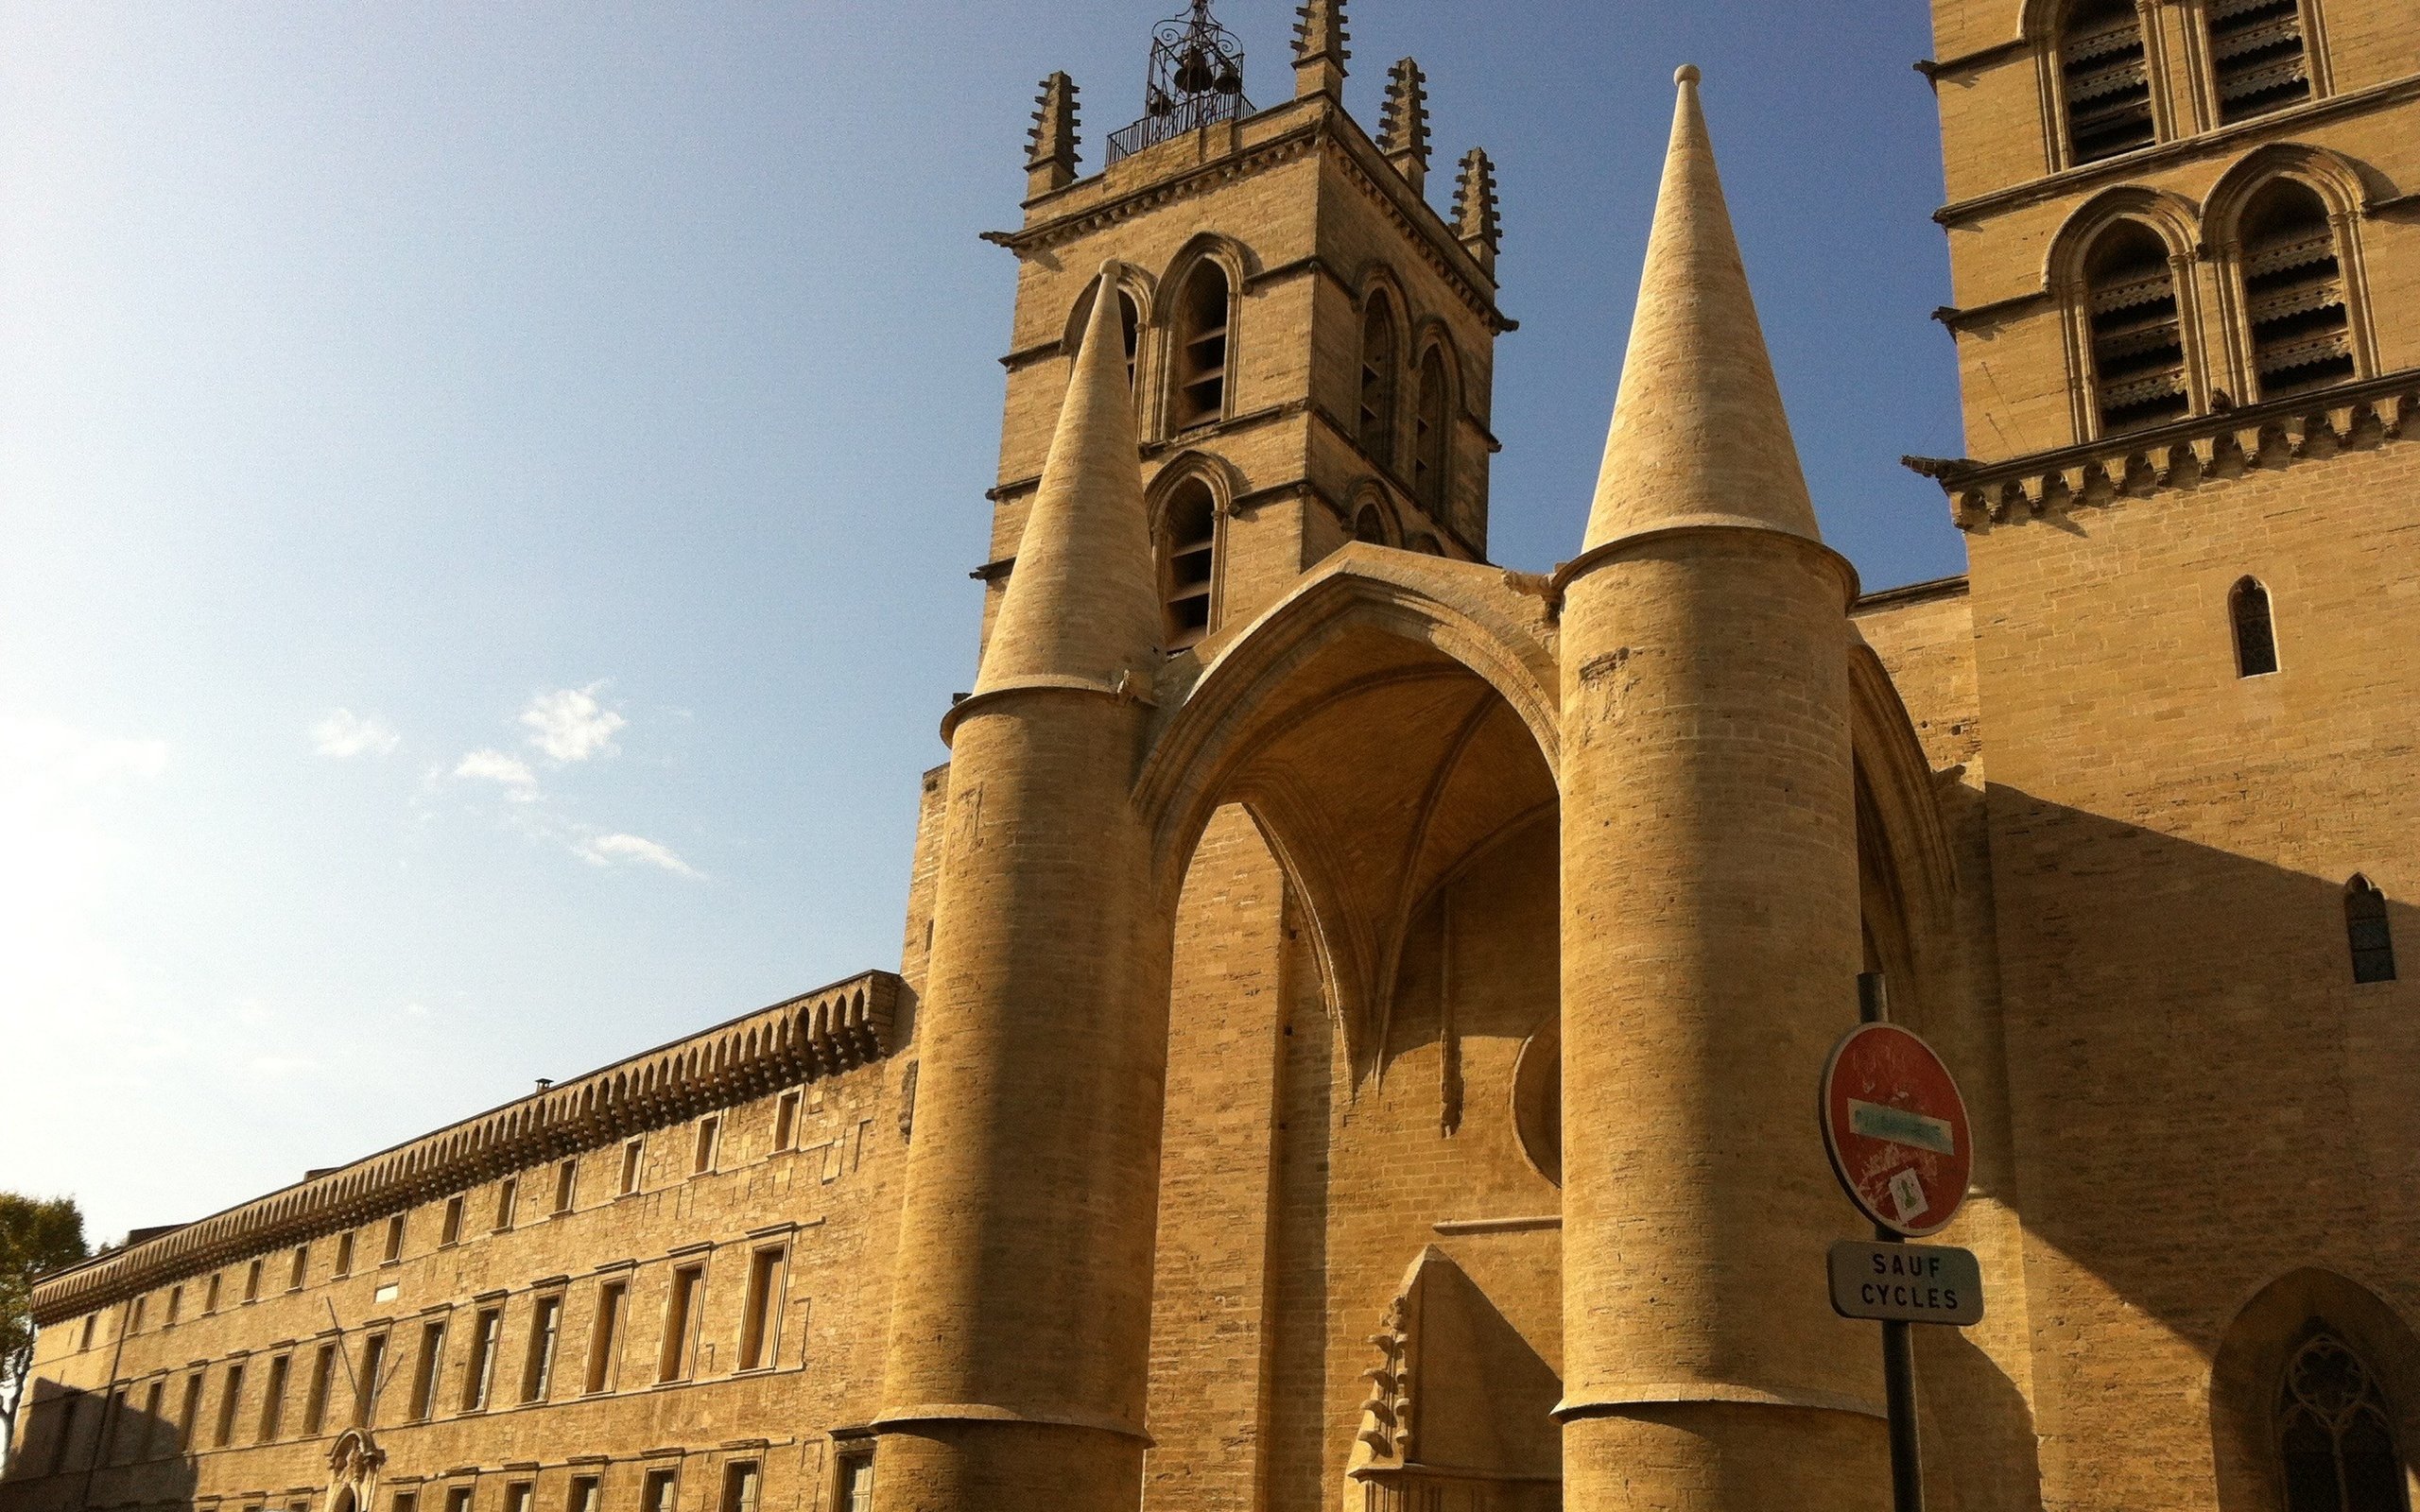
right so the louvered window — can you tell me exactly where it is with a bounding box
[1173,263,1231,428]
[2240,181,2354,400]
[1412,347,1450,512]
[1359,296,1399,466]
[2085,224,2189,434]
[2208,0,2312,124]
[2061,0,2155,163]
[1160,478,1218,651]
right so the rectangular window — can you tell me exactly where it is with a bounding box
[141,1380,165,1460]
[618,1139,644,1196]
[494,1177,518,1233]
[335,1230,355,1279]
[178,1372,204,1450]
[384,1214,406,1264]
[736,1246,786,1371]
[719,1462,759,1512]
[658,1264,705,1383]
[586,1281,628,1394]
[289,1243,310,1291]
[837,1453,873,1512]
[642,1470,678,1512]
[130,1296,147,1333]
[392,1495,418,1512]
[553,1159,578,1215]
[772,1091,800,1152]
[205,1274,222,1314]
[258,1352,291,1441]
[79,1314,96,1351]
[692,1117,719,1176]
[245,1259,263,1302]
[504,1484,533,1512]
[356,1332,389,1427]
[166,1285,182,1327]
[302,1342,337,1435]
[44,1393,84,1476]
[445,1489,474,1512]
[440,1195,465,1248]
[215,1364,245,1448]
[567,1476,602,1512]
[101,1386,128,1464]
[408,1320,446,1420]
[522,1295,563,1402]
[462,1307,502,1411]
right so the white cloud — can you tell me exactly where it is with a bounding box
[311,709,400,759]
[574,832,700,878]
[453,748,540,801]
[520,683,626,764]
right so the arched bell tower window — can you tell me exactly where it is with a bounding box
[1158,476,1219,652]
[1071,284,1143,392]
[2084,221,2190,434]
[2231,576,2279,678]
[1412,345,1450,514]
[2274,1332,2410,1510]
[2059,0,2156,163]
[2239,180,2355,401]
[1351,500,1391,545]
[1172,262,1232,430]
[1359,294,1400,466]
[2207,0,2314,124]
[2345,877,2396,985]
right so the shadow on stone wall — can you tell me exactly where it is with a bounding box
[3,1377,200,1512]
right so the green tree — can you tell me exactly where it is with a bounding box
[0,1195,89,1470]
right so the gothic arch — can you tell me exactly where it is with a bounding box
[2047,188,2207,439]
[1060,265,1159,355]
[1407,326,1463,525]
[1348,483,1399,546]
[2210,1269,2420,1512]
[2201,144,2382,392]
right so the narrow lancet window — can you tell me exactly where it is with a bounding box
[1159,478,1218,651]
[2060,0,2155,163]
[2346,878,2396,985]
[1172,262,1231,428]
[2208,0,2312,124]
[1412,346,1449,513]
[1071,285,1141,392]
[2086,223,2189,434]
[2276,1332,2408,1509]
[1358,296,1398,465]
[2231,577,2278,677]
[2241,180,2354,400]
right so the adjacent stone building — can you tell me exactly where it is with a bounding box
[8,3,2416,1512]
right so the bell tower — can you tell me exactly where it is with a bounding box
[975,0,1512,660]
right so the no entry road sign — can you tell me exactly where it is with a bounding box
[1828,1240,1985,1326]
[1820,1022,1974,1238]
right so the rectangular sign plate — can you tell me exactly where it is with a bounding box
[1828,1240,1984,1327]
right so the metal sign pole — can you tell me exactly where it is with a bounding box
[1858,971,1925,1512]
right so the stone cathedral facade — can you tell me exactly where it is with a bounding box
[8,3,2418,1512]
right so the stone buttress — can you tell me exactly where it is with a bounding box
[873,271,1173,1512]
[1554,68,1884,1512]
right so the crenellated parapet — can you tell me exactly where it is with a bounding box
[29,969,905,1326]
[1910,369,2420,530]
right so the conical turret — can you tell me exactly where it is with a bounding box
[974,265,1159,696]
[1585,65,1819,551]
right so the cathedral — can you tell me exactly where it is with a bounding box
[8,2,2417,1511]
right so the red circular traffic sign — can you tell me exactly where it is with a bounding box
[1821,1023,1974,1237]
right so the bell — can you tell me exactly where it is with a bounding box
[1175,46,1216,94]
[1215,63,1241,94]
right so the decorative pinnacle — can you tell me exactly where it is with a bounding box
[1378,59,1432,189]
[1452,148,1501,276]
[1292,0,1349,98]
[1027,72,1080,192]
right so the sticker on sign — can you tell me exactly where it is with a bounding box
[1820,1022,1975,1238]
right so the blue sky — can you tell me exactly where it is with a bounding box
[0,1,1968,1245]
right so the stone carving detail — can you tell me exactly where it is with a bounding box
[1355,1291,1414,1463]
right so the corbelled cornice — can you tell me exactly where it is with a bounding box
[1909,370,2420,531]
[31,971,905,1326]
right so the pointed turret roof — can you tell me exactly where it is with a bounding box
[1584,65,1820,551]
[973,266,1160,696]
